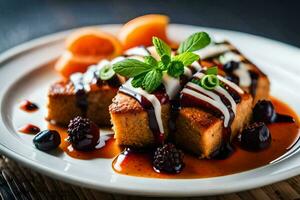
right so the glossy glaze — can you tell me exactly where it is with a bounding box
[18,124,40,134]
[19,100,39,112]
[112,97,300,178]
[48,124,122,159]
[47,98,299,178]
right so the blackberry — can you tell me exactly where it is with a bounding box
[153,143,184,174]
[67,116,99,151]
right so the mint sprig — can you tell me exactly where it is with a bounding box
[142,69,163,93]
[112,32,211,93]
[131,73,146,88]
[144,55,158,66]
[152,37,171,57]
[178,32,211,54]
[173,52,200,66]
[167,60,184,78]
[112,59,153,77]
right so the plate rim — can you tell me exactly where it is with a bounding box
[0,24,300,197]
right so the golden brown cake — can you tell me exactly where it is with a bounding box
[47,81,118,126]
[110,93,170,147]
[175,93,253,158]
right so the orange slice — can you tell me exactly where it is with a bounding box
[66,28,122,58]
[55,52,100,78]
[119,14,170,50]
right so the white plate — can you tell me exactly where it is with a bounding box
[0,24,300,197]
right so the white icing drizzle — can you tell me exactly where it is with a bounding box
[182,69,245,126]
[162,73,181,100]
[187,76,236,117]
[190,61,202,71]
[120,79,164,134]
[194,44,232,59]
[183,67,193,78]
[193,71,205,79]
[217,51,252,88]
[124,46,150,57]
[217,75,244,94]
[70,72,90,91]
[215,86,237,114]
[111,56,126,64]
[182,87,231,127]
[233,63,251,87]
[219,51,244,64]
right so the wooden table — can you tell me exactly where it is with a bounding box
[1,156,300,200]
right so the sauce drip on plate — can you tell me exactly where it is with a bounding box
[112,97,300,178]
[18,124,40,134]
[20,100,39,112]
[48,124,121,159]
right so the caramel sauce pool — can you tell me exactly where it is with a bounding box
[112,97,300,178]
[47,125,122,159]
[48,98,299,179]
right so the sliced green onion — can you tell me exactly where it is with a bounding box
[201,74,219,90]
[99,64,115,80]
[206,66,218,75]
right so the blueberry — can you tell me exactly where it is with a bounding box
[33,130,61,151]
[253,100,276,123]
[240,122,271,151]
[223,61,239,73]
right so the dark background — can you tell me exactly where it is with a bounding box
[0,0,299,53]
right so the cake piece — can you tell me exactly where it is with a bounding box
[196,41,270,104]
[47,46,151,126]
[175,92,252,158]
[47,80,119,126]
[110,38,270,157]
[110,92,170,147]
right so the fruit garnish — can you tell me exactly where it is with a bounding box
[33,130,61,151]
[118,14,170,50]
[240,122,271,151]
[153,143,184,174]
[67,116,99,151]
[55,28,122,78]
[66,28,122,58]
[55,51,101,78]
[113,32,211,93]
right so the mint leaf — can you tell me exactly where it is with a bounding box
[178,32,211,53]
[113,59,153,77]
[173,52,199,66]
[142,69,163,93]
[144,56,158,66]
[161,54,171,66]
[157,61,168,71]
[152,37,171,57]
[167,60,184,78]
[131,73,146,88]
